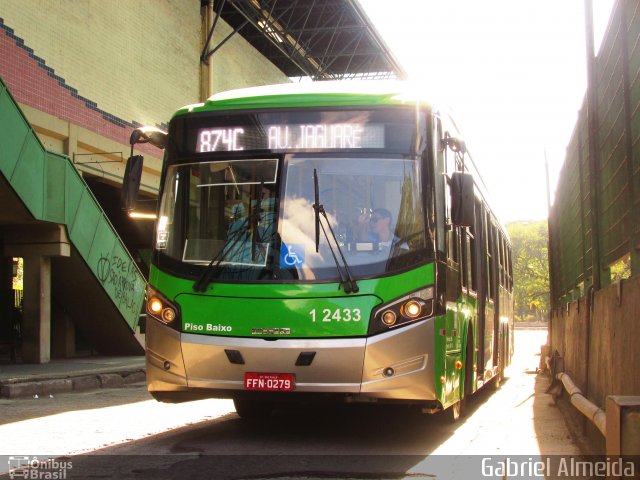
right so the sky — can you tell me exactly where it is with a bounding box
[360,0,615,222]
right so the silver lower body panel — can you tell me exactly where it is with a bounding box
[147,318,436,402]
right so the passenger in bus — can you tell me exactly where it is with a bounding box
[228,202,247,233]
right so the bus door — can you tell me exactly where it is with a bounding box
[489,220,501,369]
[474,201,486,377]
[483,209,496,374]
[474,203,495,377]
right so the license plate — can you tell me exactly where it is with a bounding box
[244,372,295,391]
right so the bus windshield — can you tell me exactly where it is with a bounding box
[156,154,428,282]
[280,154,426,280]
[156,159,279,274]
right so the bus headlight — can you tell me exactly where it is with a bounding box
[146,287,181,330]
[402,300,422,319]
[369,286,434,335]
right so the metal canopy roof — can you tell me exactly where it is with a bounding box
[202,0,407,81]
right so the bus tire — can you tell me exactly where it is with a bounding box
[233,398,273,420]
[491,330,506,390]
[491,357,504,390]
[447,398,465,423]
[491,371,502,390]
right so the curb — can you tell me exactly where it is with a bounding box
[0,369,146,399]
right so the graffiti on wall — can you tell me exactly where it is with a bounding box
[97,252,141,316]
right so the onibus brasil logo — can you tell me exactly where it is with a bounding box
[8,456,72,479]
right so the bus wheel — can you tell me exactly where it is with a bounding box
[233,398,272,420]
[491,364,504,390]
[447,398,465,423]
[491,330,507,390]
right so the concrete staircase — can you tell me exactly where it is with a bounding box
[0,77,145,355]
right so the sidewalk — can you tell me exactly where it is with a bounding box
[0,356,145,398]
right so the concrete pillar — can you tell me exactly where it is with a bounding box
[52,309,75,359]
[0,257,14,359]
[607,396,640,456]
[21,255,51,363]
[4,225,70,364]
[0,256,12,321]
[64,122,78,157]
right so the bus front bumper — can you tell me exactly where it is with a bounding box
[146,318,436,402]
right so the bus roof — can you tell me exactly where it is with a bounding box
[173,81,433,118]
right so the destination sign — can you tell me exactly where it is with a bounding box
[196,123,385,152]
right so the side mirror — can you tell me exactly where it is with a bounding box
[451,172,474,227]
[121,126,166,213]
[129,126,168,150]
[443,134,466,155]
[121,155,144,212]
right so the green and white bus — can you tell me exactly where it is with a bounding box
[124,82,514,420]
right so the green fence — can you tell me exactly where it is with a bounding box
[550,0,640,305]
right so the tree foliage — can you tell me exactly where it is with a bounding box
[506,220,549,320]
[12,257,23,291]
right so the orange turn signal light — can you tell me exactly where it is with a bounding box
[161,308,176,322]
[148,297,163,314]
[382,310,397,326]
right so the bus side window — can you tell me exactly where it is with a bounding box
[470,233,477,292]
[490,222,498,301]
[447,226,459,265]
[498,232,505,288]
[461,228,468,290]
[495,226,500,296]
[470,202,480,293]
[507,244,513,292]
[503,237,509,290]
[483,210,492,301]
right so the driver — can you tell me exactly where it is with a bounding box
[357,208,394,245]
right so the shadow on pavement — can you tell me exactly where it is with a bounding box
[25,384,509,480]
[0,383,152,425]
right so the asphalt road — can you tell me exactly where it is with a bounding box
[0,329,581,479]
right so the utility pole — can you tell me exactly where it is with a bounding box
[545,150,555,317]
[200,0,215,102]
[584,0,602,291]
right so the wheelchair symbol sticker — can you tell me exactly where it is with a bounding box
[280,244,305,268]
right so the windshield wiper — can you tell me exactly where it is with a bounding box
[192,217,251,292]
[312,169,359,294]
